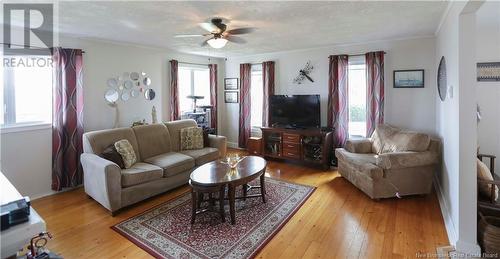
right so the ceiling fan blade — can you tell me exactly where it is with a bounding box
[226,27,256,35]
[225,35,247,44]
[199,22,219,33]
[174,34,206,38]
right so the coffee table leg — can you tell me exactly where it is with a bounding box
[191,190,197,224]
[260,174,266,203]
[209,193,215,207]
[197,193,203,209]
[219,186,225,222]
[242,184,248,201]
[229,185,236,225]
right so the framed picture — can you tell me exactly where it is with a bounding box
[224,78,239,90]
[477,62,500,82]
[393,69,424,88]
[224,91,239,103]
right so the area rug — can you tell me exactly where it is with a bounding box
[112,177,315,259]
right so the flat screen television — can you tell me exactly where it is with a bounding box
[270,95,320,128]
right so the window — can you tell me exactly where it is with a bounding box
[347,56,367,137]
[178,65,210,113]
[2,56,52,128]
[250,64,263,132]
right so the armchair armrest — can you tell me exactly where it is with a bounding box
[345,138,372,153]
[375,151,438,170]
[208,134,227,158]
[81,153,122,212]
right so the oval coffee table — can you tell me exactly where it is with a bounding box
[190,156,267,225]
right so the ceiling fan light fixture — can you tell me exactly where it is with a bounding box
[207,38,228,49]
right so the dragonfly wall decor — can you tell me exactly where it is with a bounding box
[293,61,314,84]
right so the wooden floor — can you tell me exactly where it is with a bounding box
[32,149,449,258]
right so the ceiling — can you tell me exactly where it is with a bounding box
[51,1,448,57]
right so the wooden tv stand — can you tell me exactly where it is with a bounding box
[260,127,333,169]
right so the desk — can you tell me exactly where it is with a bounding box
[0,172,46,258]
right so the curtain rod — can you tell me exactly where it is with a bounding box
[178,61,214,66]
[1,43,86,53]
[336,51,387,57]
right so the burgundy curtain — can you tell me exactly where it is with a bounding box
[262,61,275,127]
[239,63,252,148]
[170,60,180,120]
[208,64,218,132]
[327,55,349,148]
[52,47,84,191]
[365,51,385,137]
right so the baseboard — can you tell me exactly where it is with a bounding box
[433,175,458,246]
[31,185,82,201]
[227,141,242,149]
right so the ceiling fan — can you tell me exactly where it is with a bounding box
[174,18,255,49]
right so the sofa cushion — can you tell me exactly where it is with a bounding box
[83,127,141,161]
[144,152,195,177]
[381,130,430,153]
[164,119,198,152]
[180,147,219,166]
[180,127,204,150]
[115,139,137,169]
[132,124,172,160]
[370,124,400,154]
[121,162,163,187]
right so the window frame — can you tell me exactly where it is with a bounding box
[347,56,368,138]
[250,64,263,137]
[1,56,53,133]
[178,64,210,113]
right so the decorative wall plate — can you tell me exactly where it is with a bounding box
[437,56,447,101]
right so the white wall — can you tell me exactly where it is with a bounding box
[434,1,483,255]
[221,37,437,146]
[0,37,224,199]
[476,1,500,174]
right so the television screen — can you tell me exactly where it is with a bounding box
[270,95,320,128]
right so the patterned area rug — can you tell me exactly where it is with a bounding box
[112,177,315,259]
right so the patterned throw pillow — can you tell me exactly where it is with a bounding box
[180,127,204,150]
[114,139,137,169]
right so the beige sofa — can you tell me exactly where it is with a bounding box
[335,124,440,199]
[81,119,226,215]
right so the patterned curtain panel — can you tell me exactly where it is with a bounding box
[365,51,385,137]
[327,55,349,148]
[262,61,275,127]
[239,63,252,148]
[170,60,180,120]
[52,47,84,191]
[208,64,218,132]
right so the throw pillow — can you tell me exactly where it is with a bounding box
[477,158,498,201]
[101,145,125,169]
[180,127,204,150]
[114,139,137,169]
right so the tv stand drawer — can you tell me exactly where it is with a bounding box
[283,133,300,143]
[283,149,300,159]
[283,143,300,151]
